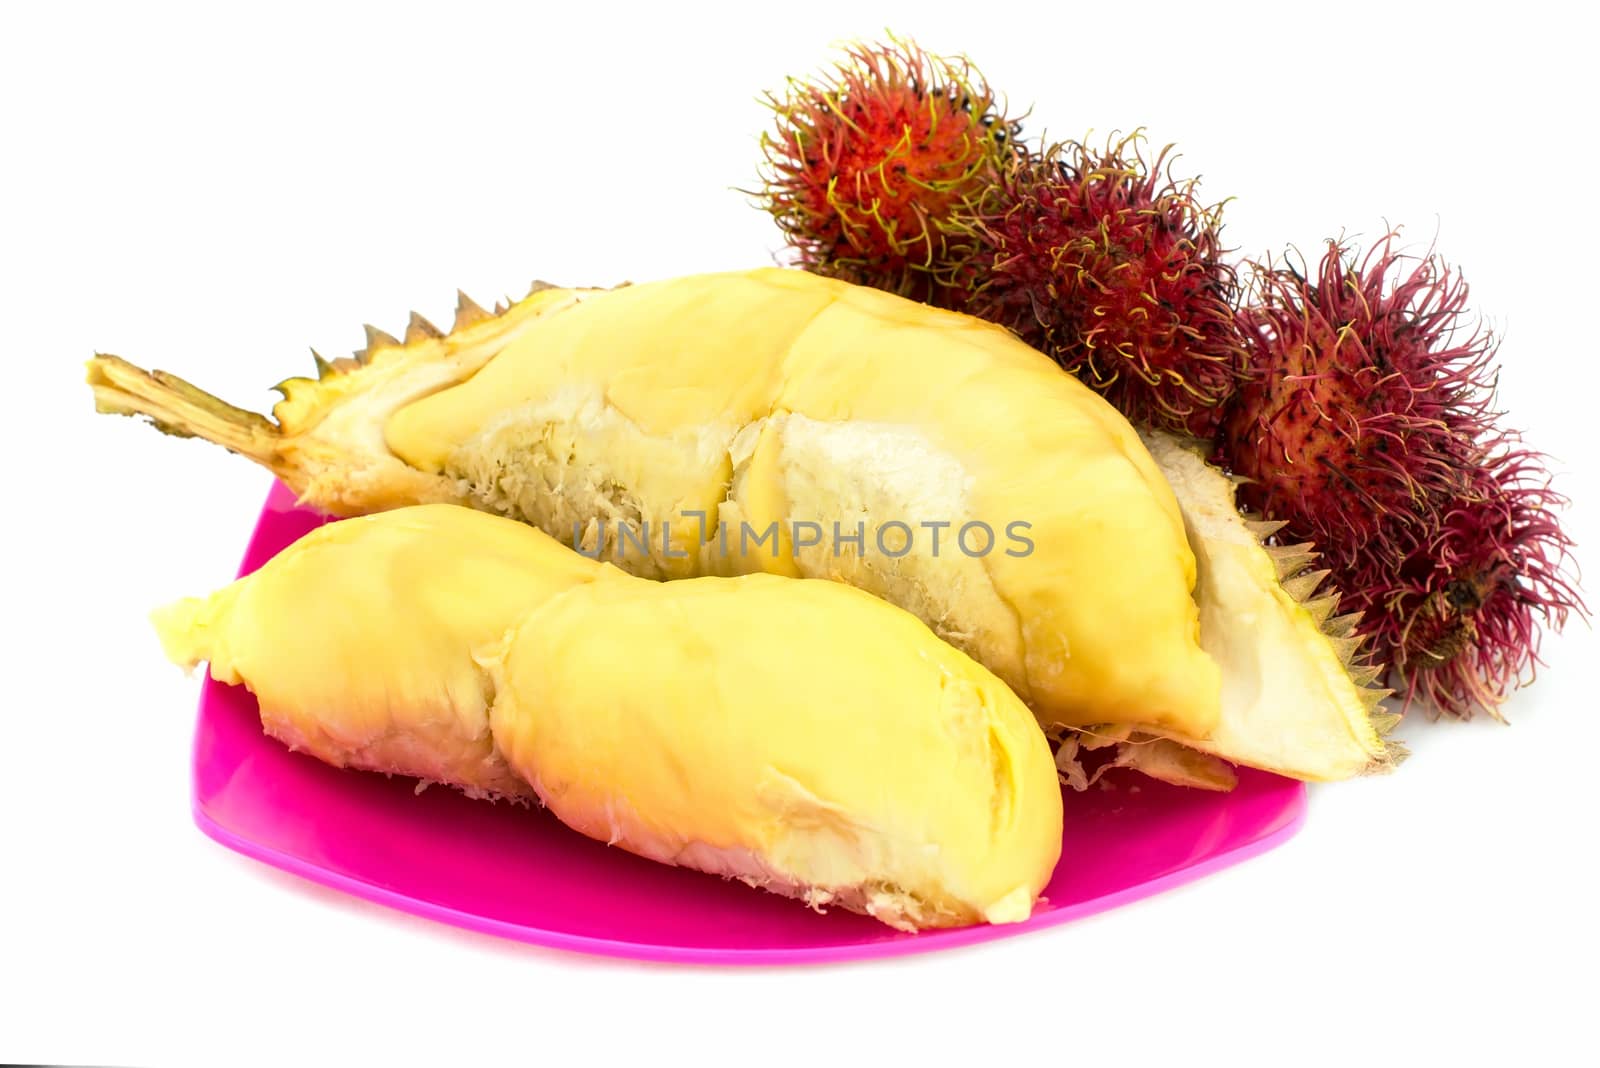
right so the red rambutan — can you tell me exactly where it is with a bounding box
[1375,448,1584,719]
[1222,234,1586,717]
[1223,235,1496,561]
[951,133,1247,436]
[756,38,1019,304]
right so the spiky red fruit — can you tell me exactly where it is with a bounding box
[1223,235,1584,717]
[951,134,1247,436]
[1223,236,1495,560]
[757,39,1018,304]
[1379,449,1583,719]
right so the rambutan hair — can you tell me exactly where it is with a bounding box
[1226,234,1500,564]
[756,37,1020,304]
[1224,231,1586,718]
[951,132,1247,435]
[1379,443,1585,719]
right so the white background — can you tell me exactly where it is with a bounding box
[3,2,1597,1064]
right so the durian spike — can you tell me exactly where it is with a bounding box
[1244,518,1288,539]
[1326,635,1363,664]
[1370,711,1403,734]
[405,312,442,343]
[1266,542,1318,583]
[361,324,401,358]
[1324,611,1364,639]
[1281,568,1332,603]
[1303,593,1340,627]
[453,290,490,330]
[1349,663,1384,688]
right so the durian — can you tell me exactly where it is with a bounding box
[92,269,1218,740]
[156,504,1064,931]
[94,268,1401,781]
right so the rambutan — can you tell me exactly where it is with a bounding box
[1222,234,1585,718]
[1375,448,1584,719]
[1223,235,1495,560]
[756,38,1019,304]
[951,133,1247,436]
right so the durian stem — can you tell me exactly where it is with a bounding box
[86,355,282,470]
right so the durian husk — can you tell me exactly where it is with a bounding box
[87,283,594,515]
[1139,430,1406,782]
[1053,724,1240,793]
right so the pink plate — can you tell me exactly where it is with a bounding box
[193,481,1307,964]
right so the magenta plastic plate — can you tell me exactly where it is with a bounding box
[192,482,1307,964]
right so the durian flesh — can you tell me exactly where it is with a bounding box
[155,504,1064,931]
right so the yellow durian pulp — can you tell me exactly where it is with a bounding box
[153,506,596,800]
[154,504,1063,930]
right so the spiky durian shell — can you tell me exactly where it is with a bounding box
[756,38,1020,305]
[1138,429,1403,781]
[950,133,1248,436]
